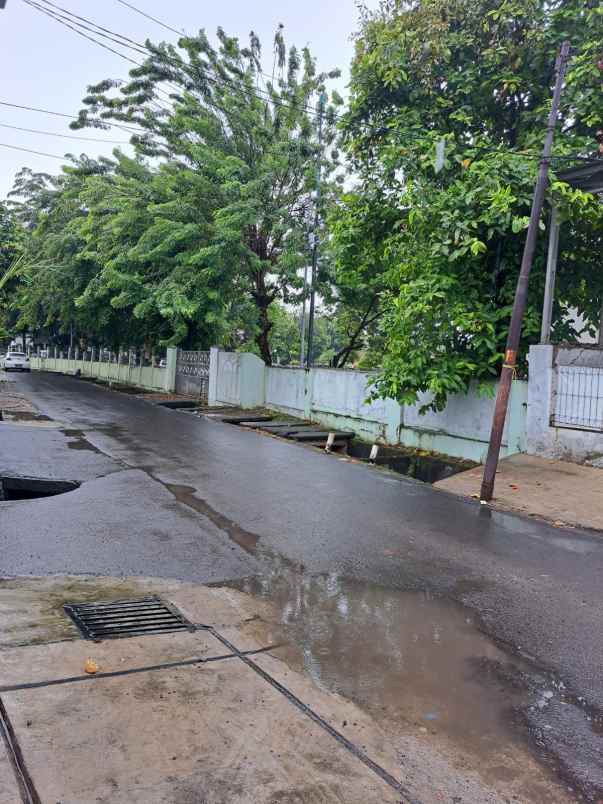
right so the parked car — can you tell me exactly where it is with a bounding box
[2,351,31,372]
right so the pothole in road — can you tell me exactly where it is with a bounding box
[214,569,576,800]
[0,475,79,501]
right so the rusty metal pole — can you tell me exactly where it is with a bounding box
[480,41,570,502]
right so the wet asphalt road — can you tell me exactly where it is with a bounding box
[2,371,603,797]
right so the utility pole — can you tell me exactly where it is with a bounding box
[305,91,327,369]
[299,262,309,366]
[480,41,570,502]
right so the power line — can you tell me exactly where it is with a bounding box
[0,101,73,119]
[22,0,175,112]
[23,0,337,123]
[36,0,149,53]
[0,142,73,160]
[0,122,130,144]
[24,1,177,114]
[113,0,331,96]
[22,0,140,65]
[26,0,282,124]
[0,95,592,189]
[0,106,590,173]
[0,100,148,135]
[27,0,176,113]
[32,0,182,108]
[115,0,183,37]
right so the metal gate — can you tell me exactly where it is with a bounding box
[175,350,210,399]
[552,365,603,432]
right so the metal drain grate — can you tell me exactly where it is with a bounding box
[64,596,194,641]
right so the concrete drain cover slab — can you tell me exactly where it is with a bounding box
[64,596,194,641]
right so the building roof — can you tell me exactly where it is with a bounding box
[557,160,603,195]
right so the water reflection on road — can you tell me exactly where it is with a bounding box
[217,564,532,762]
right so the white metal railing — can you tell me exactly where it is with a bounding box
[552,365,603,432]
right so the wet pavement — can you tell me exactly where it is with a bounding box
[437,452,603,531]
[0,575,411,804]
[218,570,529,754]
[2,371,603,800]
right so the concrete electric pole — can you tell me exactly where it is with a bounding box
[305,91,327,370]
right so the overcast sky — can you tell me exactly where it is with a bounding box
[0,0,370,199]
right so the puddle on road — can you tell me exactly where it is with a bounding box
[216,569,543,778]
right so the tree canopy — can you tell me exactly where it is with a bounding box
[0,201,22,342]
[70,26,342,363]
[5,26,342,361]
[337,0,603,409]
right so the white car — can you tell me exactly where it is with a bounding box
[2,351,31,372]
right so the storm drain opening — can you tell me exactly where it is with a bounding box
[0,475,79,501]
[63,596,194,641]
[346,442,476,484]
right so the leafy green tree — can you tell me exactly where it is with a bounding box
[8,150,275,352]
[73,27,342,364]
[326,188,394,366]
[239,303,302,364]
[6,161,133,348]
[71,154,234,350]
[0,204,23,343]
[311,313,341,365]
[0,202,20,274]
[267,305,301,364]
[340,0,603,409]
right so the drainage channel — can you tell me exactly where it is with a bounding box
[214,412,475,485]
[209,625,420,804]
[346,441,475,484]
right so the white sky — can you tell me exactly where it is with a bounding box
[0,0,370,199]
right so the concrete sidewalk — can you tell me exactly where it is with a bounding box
[436,454,603,532]
[0,576,402,804]
[1,574,563,804]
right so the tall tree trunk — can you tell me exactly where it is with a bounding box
[256,302,273,365]
[331,297,379,368]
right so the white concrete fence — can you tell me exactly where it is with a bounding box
[208,347,528,463]
[209,346,603,464]
[30,346,178,393]
[29,341,603,464]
